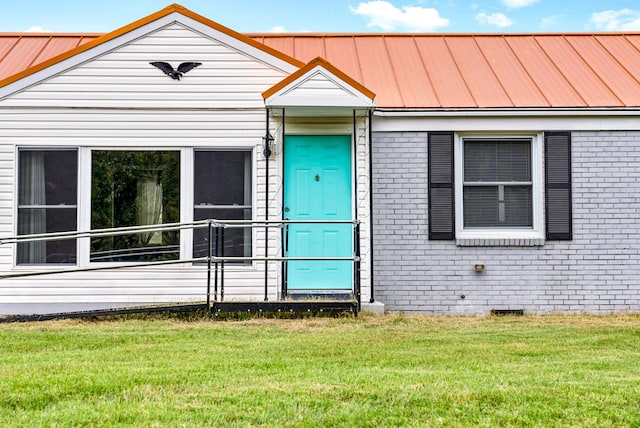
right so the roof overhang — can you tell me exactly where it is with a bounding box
[372,107,640,133]
[374,107,640,117]
[263,57,375,116]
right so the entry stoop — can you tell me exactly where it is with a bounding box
[210,299,358,316]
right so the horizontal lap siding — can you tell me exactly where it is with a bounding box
[0,110,267,142]
[1,269,267,302]
[0,129,275,305]
[373,130,640,315]
[0,23,287,312]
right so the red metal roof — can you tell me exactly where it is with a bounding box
[0,34,98,82]
[254,33,640,108]
[3,31,640,109]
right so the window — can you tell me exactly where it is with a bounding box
[455,135,543,242]
[15,147,256,265]
[193,150,252,263]
[428,132,571,243]
[463,139,532,228]
[17,149,77,264]
[90,150,180,262]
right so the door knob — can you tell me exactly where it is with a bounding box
[284,206,290,212]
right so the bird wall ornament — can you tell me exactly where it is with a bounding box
[150,62,202,80]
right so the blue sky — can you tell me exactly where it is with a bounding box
[3,0,640,33]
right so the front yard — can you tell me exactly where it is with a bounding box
[1,313,639,426]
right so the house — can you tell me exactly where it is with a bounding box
[1,4,640,315]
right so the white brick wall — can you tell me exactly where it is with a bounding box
[372,131,640,315]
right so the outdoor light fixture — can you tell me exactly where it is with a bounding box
[474,262,485,273]
[262,131,274,158]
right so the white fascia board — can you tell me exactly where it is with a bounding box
[269,106,371,117]
[265,68,374,108]
[372,113,640,132]
[374,107,640,117]
[269,95,374,108]
[0,12,298,100]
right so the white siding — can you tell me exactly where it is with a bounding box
[0,111,281,308]
[0,23,288,312]
[0,22,373,314]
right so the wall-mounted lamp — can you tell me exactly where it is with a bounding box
[262,132,274,158]
[474,262,485,273]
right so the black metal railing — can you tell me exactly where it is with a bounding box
[0,219,362,309]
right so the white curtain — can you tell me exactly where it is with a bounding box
[18,151,47,263]
[136,177,163,246]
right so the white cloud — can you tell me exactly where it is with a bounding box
[501,0,538,9]
[24,26,51,33]
[540,15,560,30]
[475,12,513,28]
[590,9,640,31]
[269,26,287,33]
[351,1,449,32]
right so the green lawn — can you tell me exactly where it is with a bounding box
[1,313,639,427]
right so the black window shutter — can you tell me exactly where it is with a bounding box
[428,132,455,240]
[545,132,572,240]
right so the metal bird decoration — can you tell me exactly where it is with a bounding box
[150,61,202,80]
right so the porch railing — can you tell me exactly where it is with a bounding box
[0,219,362,310]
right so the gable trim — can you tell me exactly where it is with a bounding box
[263,57,375,103]
[0,4,303,99]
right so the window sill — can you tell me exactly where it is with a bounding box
[456,231,545,247]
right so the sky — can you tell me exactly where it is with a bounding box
[3,0,640,34]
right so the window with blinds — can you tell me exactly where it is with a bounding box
[462,139,533,228]
[429,132,570,242]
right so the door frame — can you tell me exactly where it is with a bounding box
[281,132,356,297]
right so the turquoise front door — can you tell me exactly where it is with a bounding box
[284,135,353,291]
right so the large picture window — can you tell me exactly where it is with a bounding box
[15,147,255,265]
[193,150,252,263]
[17,149,77,265]
[90,151,180,262]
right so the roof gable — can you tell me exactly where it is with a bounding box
[0,4,302,100]
[1,22,304,109]
[263,57,375,109]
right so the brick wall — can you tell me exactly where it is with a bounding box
[372,131,640,314]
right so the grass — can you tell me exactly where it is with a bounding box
[1,313,640,427]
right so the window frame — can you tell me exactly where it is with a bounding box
[192,148,254,264]
[79,147,192,267]
[14,147,79,267]
[87,148,183,264]
[14,146,256,268]
[454,133,544,242]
